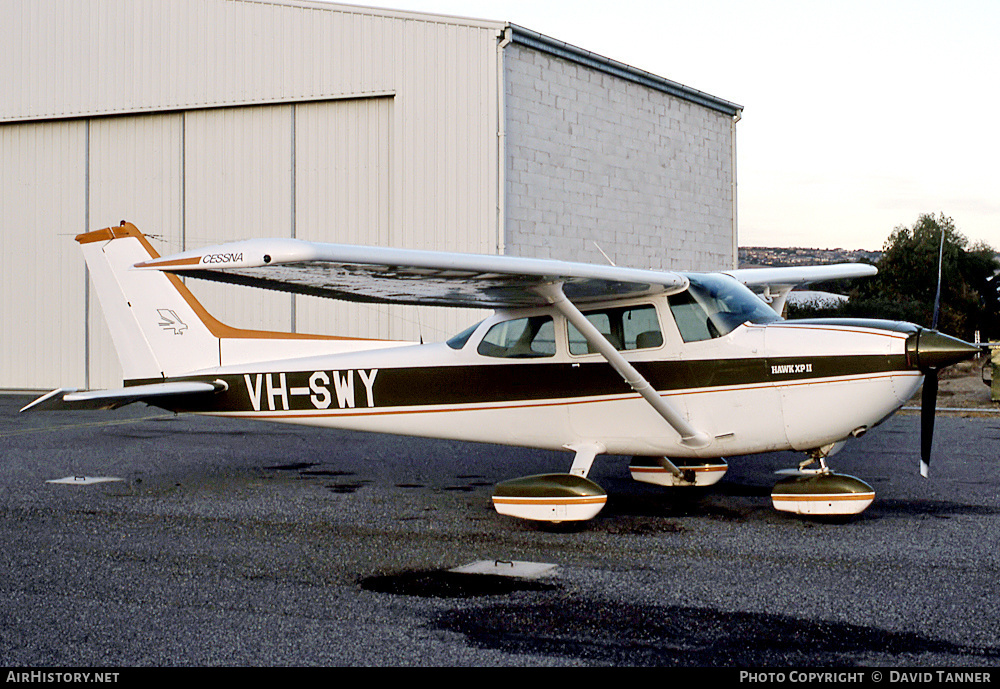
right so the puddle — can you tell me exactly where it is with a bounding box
[433,599,1000,666]
[265,462,317,471]
[326,481,371,494]
[359,569,560,598]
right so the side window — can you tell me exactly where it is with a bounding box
[568,305,663,355]
[477,316,556,358]
[568,312,613,354]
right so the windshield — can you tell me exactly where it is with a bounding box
[668,273,781,342]
[446,320,483,349]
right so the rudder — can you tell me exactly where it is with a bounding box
[79,223,221,381]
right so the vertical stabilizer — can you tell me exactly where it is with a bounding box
[78,223,221,381]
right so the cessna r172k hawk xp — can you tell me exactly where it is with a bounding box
[24,223,982,522]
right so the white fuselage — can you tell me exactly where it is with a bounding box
[163,295,922,460]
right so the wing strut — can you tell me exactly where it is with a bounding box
[535,283,712,450]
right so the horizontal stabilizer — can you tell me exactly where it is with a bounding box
[20,381,224,412]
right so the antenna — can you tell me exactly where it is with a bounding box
[592,241,616,267]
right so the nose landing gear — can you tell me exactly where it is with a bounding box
[772,450,875,517]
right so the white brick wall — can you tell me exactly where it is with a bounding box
[504,44,736,271]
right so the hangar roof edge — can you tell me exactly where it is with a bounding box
[248,4,743,117]
[507,23,743,118]
[0,1,741,123]
[261,1,507,30]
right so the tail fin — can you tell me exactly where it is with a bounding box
[79,223,221,381]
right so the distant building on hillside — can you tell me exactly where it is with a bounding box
[739,246,881,268]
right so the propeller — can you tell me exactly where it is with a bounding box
[919,368,938,478]
[922,230,946,478]
[912,229,983,477]
[915,333,983,477]
[931,227,944,331]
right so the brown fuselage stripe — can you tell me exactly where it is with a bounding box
[131,353,915,415]
[220,373,912,421]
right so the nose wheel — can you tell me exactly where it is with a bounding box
[772,450,875,516]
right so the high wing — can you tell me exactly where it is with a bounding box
[724,263,878,287]
[722,263,877,314]
[134,239,689,308]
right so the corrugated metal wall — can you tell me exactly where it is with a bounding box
[1,0,417,121]
[87,113,186,388]
[0,121,88,389]
[1,0,503,390]
[182,105,296,335]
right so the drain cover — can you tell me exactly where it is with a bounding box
[46,476,123,485]
[449,560,556,579]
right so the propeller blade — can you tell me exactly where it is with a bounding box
[919,370,939,478]
[932,229,944,330]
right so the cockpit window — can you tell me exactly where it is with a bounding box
[668,274,781,342]
[477,316,556,358]
[568,304,663,355]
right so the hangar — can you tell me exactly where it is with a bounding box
[0,0,742,391]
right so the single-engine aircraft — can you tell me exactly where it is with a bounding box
[23,222,982,522]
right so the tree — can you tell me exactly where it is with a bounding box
[788,214,999,341]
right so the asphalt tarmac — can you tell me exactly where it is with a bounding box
[1,393,998,667]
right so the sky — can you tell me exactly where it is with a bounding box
[362,0,999,251]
